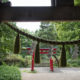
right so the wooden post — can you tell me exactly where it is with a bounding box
[51,0,56,7]
[50,58,52,71]
[31,52,35,71]
[51,58,53,71]
[50,57,53,71]
[53,0,74,6]
[31,57,34,71]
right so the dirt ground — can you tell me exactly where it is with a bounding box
[20,67,80,80]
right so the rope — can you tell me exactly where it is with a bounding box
[4,22,80,45]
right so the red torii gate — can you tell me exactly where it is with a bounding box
[27,48,56,72]
[27,48,56,54]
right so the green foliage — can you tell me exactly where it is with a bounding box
[0,53,8,60]
[2,0,8,3]
[20,29,32,57]
[0,22,16,54]
[53,21,80,59]
[0,22,16,64]
[74,0,80,6]
[20,29,32,48]
[22,70,37,73]
[0,65,21,80]
[4,54,28,67]
[54,22,80,41]
[0,22,31,66]
[34,21,80,67]
[28,70,37,73]
[67,59,80,67]
[35,22,57,48]
[14,33,21,54]
[35,42,40,64]
[36,22,57,40]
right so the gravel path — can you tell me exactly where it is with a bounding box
[20,67,80,80]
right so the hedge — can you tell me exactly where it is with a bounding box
[0,65,21,80]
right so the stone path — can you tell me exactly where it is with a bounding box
[20,67,80,80]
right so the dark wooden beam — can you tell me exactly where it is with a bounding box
[55,0,74,6]
[0,7,80,21]
[51,0,56,7]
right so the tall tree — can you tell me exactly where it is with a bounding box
[53,22,80,41]
[35,22,57,48]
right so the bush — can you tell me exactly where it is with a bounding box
[0,52,8,65]
[4,54,28,67]
[0,65,21,80]
[67,59,80,67]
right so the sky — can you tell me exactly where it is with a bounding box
[9,0,51,32]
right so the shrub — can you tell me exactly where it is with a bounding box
[0,65,21,80]
[4,54,28,67]
[0,52,8,65]
[67,59,80,67]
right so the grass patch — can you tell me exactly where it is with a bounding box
[23,70,27,73]
[67,59,80,67]
[23,70,37,73]
[28,70,37,73]
[0,65,21,80]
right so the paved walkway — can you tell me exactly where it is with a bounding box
[20,67,80,80]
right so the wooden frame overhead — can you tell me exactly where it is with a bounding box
[0,6,80,21]
[0,0,80,21]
